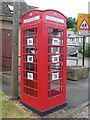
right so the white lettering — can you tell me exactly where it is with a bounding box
[23,15,40,23]
[46,15,64,24]
[79,30,90,36]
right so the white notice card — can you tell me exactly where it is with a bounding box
[52,55,59,63]
[27,73,33,80]
[52,72,59,80]
[52,38,60,45]
[27,55,33,62]
[27,38,33,45]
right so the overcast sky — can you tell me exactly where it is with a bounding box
[24,0,89,18]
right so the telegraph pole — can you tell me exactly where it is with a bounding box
[11,2,19,99]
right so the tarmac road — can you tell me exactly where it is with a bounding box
[66,77,88,108]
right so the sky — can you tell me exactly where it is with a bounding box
[24,0,90,18]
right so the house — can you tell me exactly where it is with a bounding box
[67,30,83,45]
[67,30,89,56]
[0,1,37,71]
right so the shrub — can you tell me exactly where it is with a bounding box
[85,44,90,57]
[78,44,90,57]
[78,46,82,53]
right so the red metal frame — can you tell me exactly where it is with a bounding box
[21,10,67,112]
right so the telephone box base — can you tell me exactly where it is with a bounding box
[21,102,67,116]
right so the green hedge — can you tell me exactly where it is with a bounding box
[85,44,90,57]
[78,46,82,53]
[78,43,90,57]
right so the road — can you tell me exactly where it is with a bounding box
[66,77,88,108]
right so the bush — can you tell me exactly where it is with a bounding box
[78,44,90,57]
[67,28,73,31]
[78,46,82,53]
[85,44,90,57]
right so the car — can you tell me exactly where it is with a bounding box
[70,50,78,57]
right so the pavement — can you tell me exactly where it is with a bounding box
[66,76,88,108]
[72,105,88,118]
[60,102,89,118]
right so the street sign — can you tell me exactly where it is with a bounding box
[77,13,90,36]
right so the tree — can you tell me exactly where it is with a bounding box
[66,17,77,31]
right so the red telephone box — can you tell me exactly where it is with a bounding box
[21,9,67,115]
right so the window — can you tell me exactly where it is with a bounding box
[23,27,37,98]
[8,5,14,13]
[48,27,64,98]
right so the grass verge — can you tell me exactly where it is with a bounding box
[1,92,38,118]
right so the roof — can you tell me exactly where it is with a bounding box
[22,9,67,19]
[0,1,38,19]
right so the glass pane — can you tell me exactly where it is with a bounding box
[60,79,63,86]
[26,46,35,54]
[23,31,25,37]
[26,46,37,54]
[48,46,61,54]
[26,88,34,96]
[51,88,60,97]
[23,38,26,45]
[26,28,34,36]
[48,28,50,35]
[62,31,64,45]
[48,37,50,44]
[51,28,61,37]
[62,47,63,53]
[23,71,25,78]
[23,46,26,53]
[26,64,34,71]
[36,28,37,35]
[24,87,25,93]
[24,80,25,85]
[51,47,61,54]
[60,87,63,94]
[23,54,26,61]
[36,36,37,44]
[26,80,34,88]
[51,63,60,70]
[50,80,60,89]
[60,63,63,70]
[23,63,25,69]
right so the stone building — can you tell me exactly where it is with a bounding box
[0,1,37,71]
